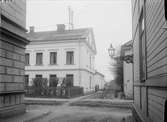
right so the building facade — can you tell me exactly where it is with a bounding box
[121,40,133,99]
[25,25,97,92]
[132,0,167,122]
[94,71,105,90]
[0,0,29,117]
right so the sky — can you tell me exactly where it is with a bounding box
[26,0,132,82]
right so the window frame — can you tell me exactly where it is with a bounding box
[50,52,57,65]
[66,74,74,86]
[24,75,29,87]
[25,53,30,66]
[139,5,147,82]
[66,51,74,65]
[49,74,57,87]
[36,53,43,65]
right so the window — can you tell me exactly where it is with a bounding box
[139,7,147,82]
[35,75,42,78]
[66,51,74,65]
[25,53,29,65]
[49,75,58,87]
[25,75,29,87]
[36,53,43,65]
[50,52,57,65]
[165,0,167,20]
[66,74,74,87]
[50,74,57,80]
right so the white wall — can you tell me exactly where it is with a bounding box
[94,73,105,89]
[25,40,96,92]
[25,42,80,70]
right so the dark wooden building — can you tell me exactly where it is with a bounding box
[0,0,29,117]
[132,0,167,122]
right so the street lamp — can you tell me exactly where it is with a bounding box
[108,44,115,58]
[108,43,133,63]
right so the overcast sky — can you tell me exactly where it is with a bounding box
[26,0,132,82]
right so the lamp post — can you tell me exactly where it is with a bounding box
[108,43,133,63]
[108,44,115,58]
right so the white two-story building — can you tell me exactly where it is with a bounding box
[25,24,97,92]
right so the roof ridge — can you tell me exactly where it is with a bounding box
[28,27,92,34]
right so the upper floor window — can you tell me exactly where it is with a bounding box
[66,51,74,65]
[36,53,43,65]
[25,53,29,65]
[50,52,57,65]
[139,7,147,82]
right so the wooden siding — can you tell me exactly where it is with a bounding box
[1,0,26,27]
[148,88,167,122]
[132,0,140,82]
[0,34,26,116]
[134,87,141,108]
[132,0,167,122]
[146,0,167,78]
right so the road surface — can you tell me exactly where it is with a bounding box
[26,95,132,122]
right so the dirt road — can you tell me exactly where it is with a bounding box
[27,105,131,122]
[26,95,132,122]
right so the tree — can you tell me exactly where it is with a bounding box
[32,78,48,95]
[49,77,58,87]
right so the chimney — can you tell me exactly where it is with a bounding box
[57,24,65,32]
[29,26,34,33]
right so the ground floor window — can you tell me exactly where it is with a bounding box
[25,75,29,87]
[49,74,58,87]
[35,74,42,78]
[66,74,74,87]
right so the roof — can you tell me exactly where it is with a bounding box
[122,40,133,49]
[121,40,133,57]
[27,27,97,54]
[121,40,133,53]
[27,28,93,41]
